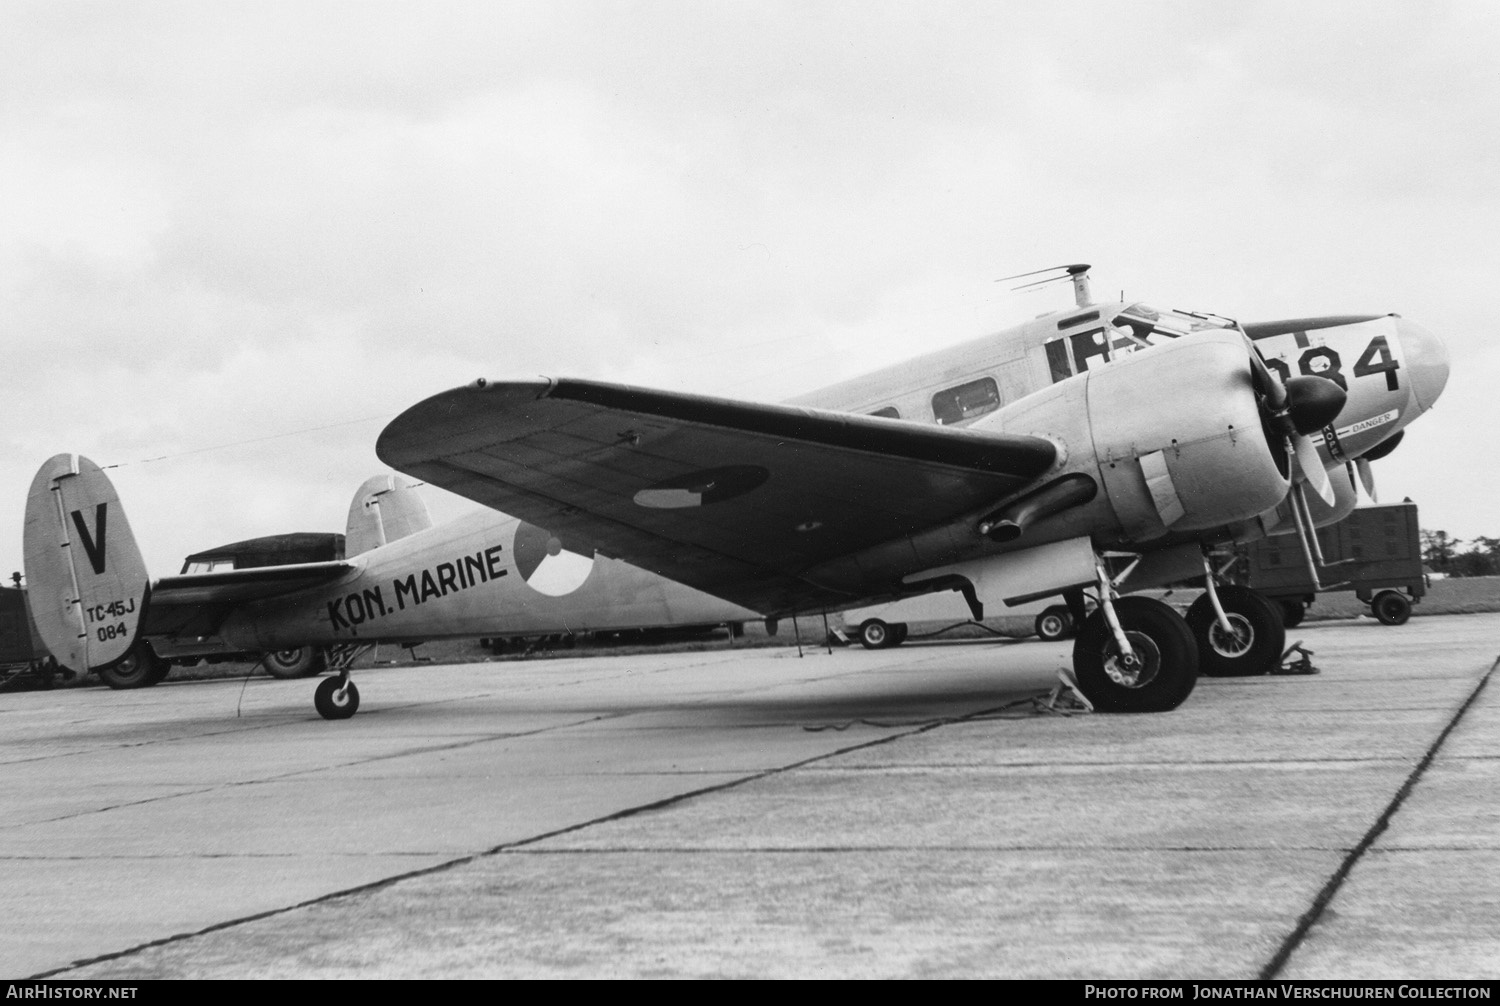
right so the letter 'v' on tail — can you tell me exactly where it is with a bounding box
[22,454,150,674]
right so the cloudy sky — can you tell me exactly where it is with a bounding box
[2,0,1495,578]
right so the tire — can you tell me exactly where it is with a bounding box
[1279,600,1306,628]
[97,646,166,690]
[890,623,909,646]
[145,658,173,685]
[314,677,360,720]
[1371,590,1412,626]
[1034,605,1073,642]
[262,647,325,680]
[1185,586,1286,678]
[1072,596,1199,713]
[858,619,891,649]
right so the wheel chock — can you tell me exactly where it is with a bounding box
[1275,641,1318,675]
[1038,666,1094,713]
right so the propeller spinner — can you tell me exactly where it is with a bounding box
[1249,347,1348,506]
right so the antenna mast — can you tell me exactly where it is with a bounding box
[996,263,1095,308]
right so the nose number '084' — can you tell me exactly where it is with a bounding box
[1264,335,1401,392]
[96,621,129,641]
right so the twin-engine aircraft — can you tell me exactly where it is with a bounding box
[24,266,1448,718]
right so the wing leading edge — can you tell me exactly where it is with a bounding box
[376,378,1057,614]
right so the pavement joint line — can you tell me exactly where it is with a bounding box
[1258,652,1500,981]
[0,851,455,861]
[1368,846,1500,853]
[0,718,313,768]
[33,695,1010,979]
[500,844,1365,855]
[4,713,622,831]
[796,757,1420,770]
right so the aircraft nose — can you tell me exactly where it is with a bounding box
[1395,317,1449,413]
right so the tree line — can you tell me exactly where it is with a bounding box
[1421,530,1500,577]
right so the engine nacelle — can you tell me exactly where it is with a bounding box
[978,330,1292,548]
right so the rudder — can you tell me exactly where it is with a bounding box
[345,473,432,556]
[22,455,150,673]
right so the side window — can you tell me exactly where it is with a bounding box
[869,406,900,419]
[932,377,1000,425]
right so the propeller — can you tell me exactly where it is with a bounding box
[1248,348,1347,506]
[1347,430,1403,503]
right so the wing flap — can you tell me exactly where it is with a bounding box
[378,379,1057,612]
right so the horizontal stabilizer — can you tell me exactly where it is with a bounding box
[142,561,356,638]
[23,455,149,673]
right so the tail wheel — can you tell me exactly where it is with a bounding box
[97,645,166,690]
[314,677,360,720]
[262,646,326,680]
[1185,586,1286,678]
[1279,600,1307,628]
[1371,590,1412,626]
[1072,596,1199,713]
[858,619,892,649]
[1034,605,1073,642]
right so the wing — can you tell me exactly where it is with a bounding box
[376,378,1056,614]
[143,561,356,638]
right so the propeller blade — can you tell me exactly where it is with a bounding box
[1294,434,1337,506]
[1356,457,1377,502]
[1247,345,1287,412]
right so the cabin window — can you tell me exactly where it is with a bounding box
[932,377,1000,425]
[869,406,900,419]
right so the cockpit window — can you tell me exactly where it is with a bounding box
[1044,304,1240,386]
[181,558,236,575]
[1110,303,1236,348]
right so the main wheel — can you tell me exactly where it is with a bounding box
[262,646,325,679]
[98,646,166,690]
[1185,586,1286,677]
[890,623,909,646]
[314,677,360,720]
[1072,596,1199,713]
[858,619,892,649]
[1371,590,1412,626]
[1034,605,1073,642]
[1279,600,1306,628]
